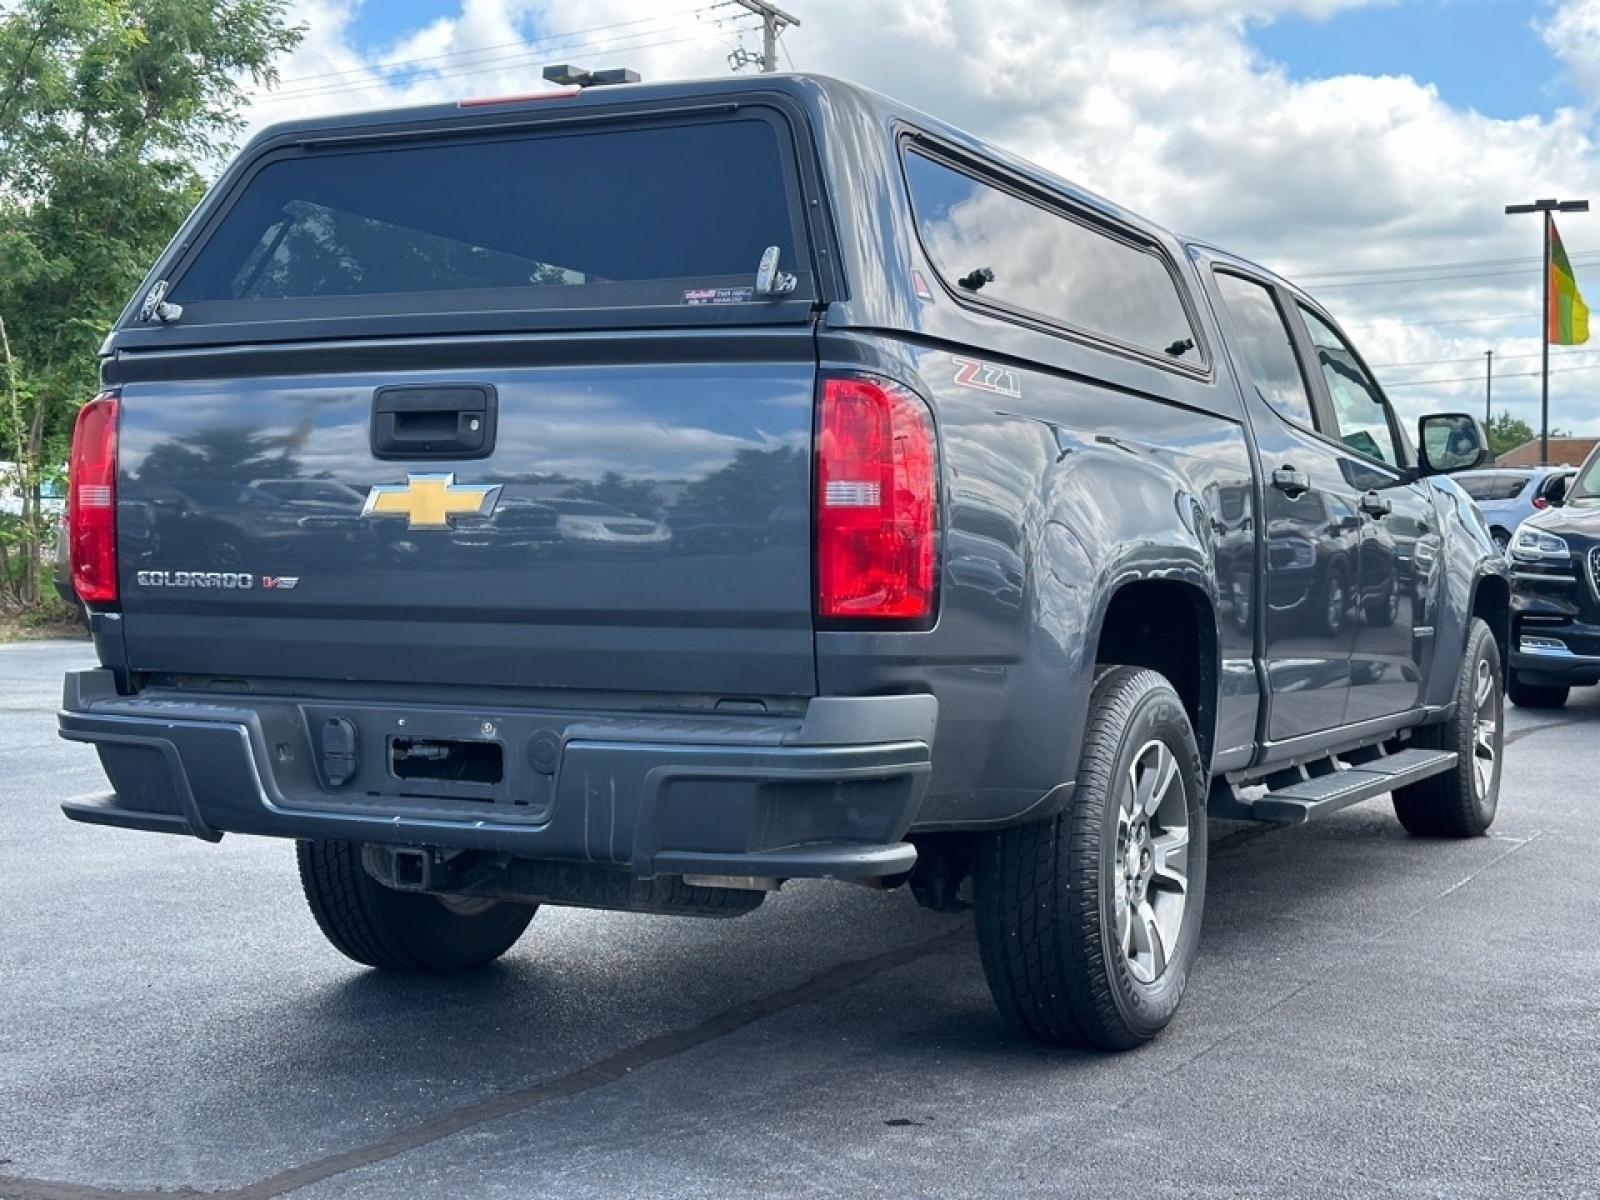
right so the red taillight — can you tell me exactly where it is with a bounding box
[458,87,580,107]
[816,374,936,621]
[1533,497,1550,509]
[69,393,119,605]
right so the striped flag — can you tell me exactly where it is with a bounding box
[1549,218,1590,345]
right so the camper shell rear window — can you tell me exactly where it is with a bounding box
[160,112,812,325]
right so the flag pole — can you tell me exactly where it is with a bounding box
[1543,210,1551,466]
[1506,197,1589,467]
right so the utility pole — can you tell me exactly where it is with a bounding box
[1506,196,1589,465]
[732,0,800,72]
[1484,350,1493,426]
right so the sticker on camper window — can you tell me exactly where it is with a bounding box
[952,357,1022,399]
[684,287,755,306]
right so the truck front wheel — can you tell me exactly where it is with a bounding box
[973,666,1207,1050]
[1392,617,1502,837]
[296,840,537,973]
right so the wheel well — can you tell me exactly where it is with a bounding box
[1094,580,1216,764]
[1472,572,1511,666]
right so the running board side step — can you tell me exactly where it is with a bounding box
[1210,748,1458,824]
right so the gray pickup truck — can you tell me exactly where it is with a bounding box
[59,72,1509,1050]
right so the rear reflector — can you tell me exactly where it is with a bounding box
[816,374,936,621]
[70,393,119,605]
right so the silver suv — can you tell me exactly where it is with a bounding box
[1453,465,1576,551]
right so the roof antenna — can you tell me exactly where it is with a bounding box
[542,64,641,88]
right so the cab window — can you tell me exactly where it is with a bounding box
[1297,306,1401,468]
[1212,273,1315,428]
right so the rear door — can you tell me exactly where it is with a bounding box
[107,100,825,698]
[1209,270,1355,741]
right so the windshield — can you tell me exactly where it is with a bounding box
[1568,450,1600,502]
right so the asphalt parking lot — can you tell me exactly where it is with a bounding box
[2,636,1598,1199]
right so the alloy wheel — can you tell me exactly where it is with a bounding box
[1114,739,1191,984]
[1471,656,1499,802]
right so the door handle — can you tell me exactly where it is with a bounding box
[371,384,498,461]
[1359,490,1392,518]
[1271,467,1309,497]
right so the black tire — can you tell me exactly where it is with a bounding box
[297,840,537,973]
[973,667,1207,1051]
[1507,671,1569,710]
[1393,617,1502,837]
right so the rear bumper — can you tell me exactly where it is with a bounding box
[58,670,933,881]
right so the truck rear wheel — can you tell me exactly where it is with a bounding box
[973,667,1206,1050]
[1392,617,1502,837]
[296,840,537,973]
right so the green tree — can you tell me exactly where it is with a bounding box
[567,471,662,515]
[0,0,301,605]
[1487,412,1535,461]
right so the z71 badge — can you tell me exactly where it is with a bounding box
[952,357,1023,399]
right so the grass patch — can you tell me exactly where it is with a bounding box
[0,595,89,642]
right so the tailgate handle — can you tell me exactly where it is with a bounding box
[371,384,498,460]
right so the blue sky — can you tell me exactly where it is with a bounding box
[344,0,453,51]
[1250,0,1575,121]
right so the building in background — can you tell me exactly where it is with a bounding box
[1496,437,1599,467]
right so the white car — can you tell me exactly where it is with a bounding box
[543,498,672,554]
[0,461,66,519]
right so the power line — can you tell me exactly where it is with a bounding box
[1309,262,1591,290]
[264,8,715,90]
[261,28,755,104]
[250,4,747,103]
[1344,312,1527,330]
[262,26,752,103]
[1296,250,1600,283]
[1371,348,1600,371]
[1383,360,1600,389]
[730,0,799,72]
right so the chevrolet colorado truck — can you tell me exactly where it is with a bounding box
[58,72,1509,1050]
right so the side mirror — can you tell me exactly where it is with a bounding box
[1418,413,1489,475]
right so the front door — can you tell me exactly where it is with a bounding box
[1293,304,1435,724]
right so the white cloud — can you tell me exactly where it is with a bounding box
[229,0,1600,438]
[1544,0,1600,95]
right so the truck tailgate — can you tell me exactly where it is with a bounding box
[113,344,817,697]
